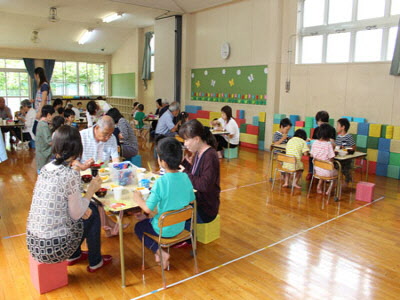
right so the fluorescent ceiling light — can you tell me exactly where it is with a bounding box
[102,13,123,23]
[78,29,93,44]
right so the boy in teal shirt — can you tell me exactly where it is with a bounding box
[134,137,195,269]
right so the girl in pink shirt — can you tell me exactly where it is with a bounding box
[310,123,338,195]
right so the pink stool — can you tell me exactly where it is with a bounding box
[355,182,375,202]
[29,255,68,294]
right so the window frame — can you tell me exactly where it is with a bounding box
[52,61,106,96]
[297,0,399,64]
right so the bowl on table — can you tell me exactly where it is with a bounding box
[81,174,93,183]
[346,148,355,155]
[95,188,108,198]
[338,150,347,157]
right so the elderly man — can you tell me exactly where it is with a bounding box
[155,102,181,137]
[80,115,120,164]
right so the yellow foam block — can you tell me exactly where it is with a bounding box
[196,118,210,127]
[393,126,400,140]
[295,126,303,131]
[367,149,378,162]
[386,125,394,139]
[240,133,258,144]
[197,215,220,244]
[209,111,221,121]
[348,122,358,135]
[390,140,400,153]
[369,124,382,137]
[273,124,280,133]
[259,112,266,122]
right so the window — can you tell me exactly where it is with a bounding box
[150,34,155,73]
[52,61,105,96]
[0,59,29,116]
[297,0,400,63]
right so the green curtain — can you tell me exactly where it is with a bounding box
[141,31,154,88]
[390,18,400,75]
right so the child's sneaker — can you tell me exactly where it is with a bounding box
[87,255,113,273]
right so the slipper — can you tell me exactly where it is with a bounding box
[87,255,113,273]
[67,251,89,266]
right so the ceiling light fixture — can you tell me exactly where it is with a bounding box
[31,30,40,44]
[102,12,123,23]
[78,29,93,45]
[48,7,59,22]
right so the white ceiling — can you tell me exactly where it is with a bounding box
[0,0,234,55]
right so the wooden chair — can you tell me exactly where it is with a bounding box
[307,159,342,200]
[141,205,199,288]
[271,153,299,195]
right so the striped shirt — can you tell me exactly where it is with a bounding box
[335,133,355,147]
[273,131,289,144]
[80,126,119,163]
[310,140,337,177]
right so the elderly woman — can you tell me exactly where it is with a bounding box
[26,125,112,272]
[106,108,138,160]
[179,119,221,226]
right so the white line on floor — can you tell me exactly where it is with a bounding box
[221,180,267,193]
[131,196,385,300]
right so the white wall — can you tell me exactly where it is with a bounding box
[111,29,139,75]
[154,17,176,102]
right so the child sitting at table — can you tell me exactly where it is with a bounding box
[310,123,338,195]
[51,116,65,138]
[36,105,55,173]
[210,118,221,130]
[336,118,356,186]
[273,118,292,145]
[133,137,195,269]
[282,129,309,189]
[64,108,77,127]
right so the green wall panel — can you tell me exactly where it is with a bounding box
[111,73,135,98]
[191,65,267,105]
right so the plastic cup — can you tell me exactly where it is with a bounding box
[113,187,124,200]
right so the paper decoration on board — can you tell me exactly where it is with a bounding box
[191,65,267,105]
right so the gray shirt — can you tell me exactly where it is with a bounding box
[0,106,12,119]
[155,110,175,135]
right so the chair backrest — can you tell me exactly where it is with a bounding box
[158,205,193,228]
[314,159,335,171]
[277,153,296,165]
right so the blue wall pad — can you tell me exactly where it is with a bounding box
[238,110,245,119]
[258,141,265,150]
[357,123,369,135]
[273,118,282,124]
[288,127,295,137]
[378,138,391,152]
[185,105,202,114]
[354,117,366,123]
[289,115,300,124]
[341,116,353,121]
[376,163,388,177]
[377,151,390,165]
[252,116,259,126]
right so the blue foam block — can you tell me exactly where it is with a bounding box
[354,117,366,123]
[130,155,142,167]
[273,118,282,124]
[376,163,388,177]
[185,105,202,114]
[288,127,295,137]
[342,116,353,121]
[289,115,300,125]
[258,141,265,150]
[377,151,390,165]
[357,123,369,136]
[238,110,245,119]
[252,116,259,126]
[378,138,391,152]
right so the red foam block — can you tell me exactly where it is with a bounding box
[246,125,259,135]
[29,255,68,294]
[240,142,258,149]
[235,118,246,127]
[188,113,197,120]
[196,110,210,119]
[355,182,375,202]
[295,121,305,127]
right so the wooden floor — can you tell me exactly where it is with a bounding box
[1,139,400,300]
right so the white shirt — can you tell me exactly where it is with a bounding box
[25,108,37,139]
[72,107,81,120]
[80,126,119,163]
[218,117,240,145]
[86,111,97,128]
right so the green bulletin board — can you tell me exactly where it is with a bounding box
[191,65,267,105]
[111,72,135,98]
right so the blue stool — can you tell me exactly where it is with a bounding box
[224,147,238,159]
[130,155,142,167]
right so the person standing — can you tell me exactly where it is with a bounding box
[33,67,51,120]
